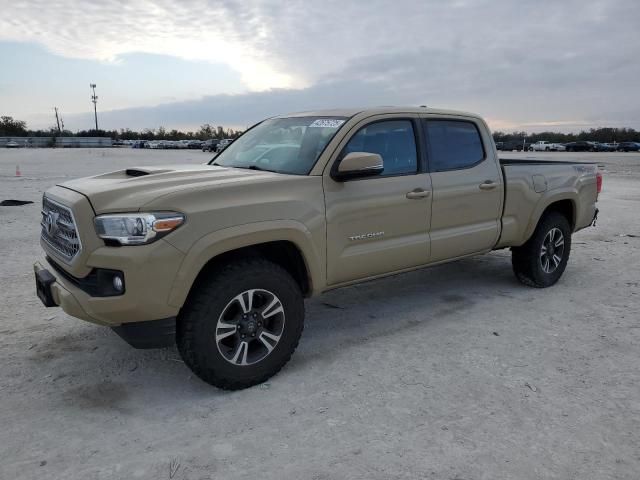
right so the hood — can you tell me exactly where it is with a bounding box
[58,164,279,213]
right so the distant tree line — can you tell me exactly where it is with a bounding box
[3,115,639,143]
[0,116,28,136]
[0,117,244,140]
[87,124,245,141]
[493,127,640,144]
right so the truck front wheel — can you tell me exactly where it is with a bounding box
[511,212,572,288]
[177,258,304,390]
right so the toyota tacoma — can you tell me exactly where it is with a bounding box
[34,107,601,389]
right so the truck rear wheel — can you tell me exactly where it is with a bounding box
[511,212,572,288]
[177,258,304,390]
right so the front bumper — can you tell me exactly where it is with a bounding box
[34,235,184,326]
[34,262,176,348]
[34,261,98,323]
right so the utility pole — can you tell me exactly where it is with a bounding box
[90,83,99,131]
[54,107,62,133]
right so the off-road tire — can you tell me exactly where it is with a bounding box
[511,211,572,288]
[177,258,304,390]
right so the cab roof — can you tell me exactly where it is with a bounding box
[278,106,482,120]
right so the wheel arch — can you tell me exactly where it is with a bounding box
[168,221,324,308]
[542,199,575,230]
[523,195,576,243]
[191,241,311,297]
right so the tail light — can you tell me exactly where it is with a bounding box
[596,170,603,196]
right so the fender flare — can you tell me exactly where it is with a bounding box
[167,220,324,308]
[521,190,577,242]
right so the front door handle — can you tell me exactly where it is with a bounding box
[479,181,497,191]
[406,188,431,199]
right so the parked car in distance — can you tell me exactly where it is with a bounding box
[529,141,565,152]
[5,141,20,148]
[202,139,220,152]
[34,106,602,390]
[564,141,594,152]
[187,140,203,149]
[498,140,530,151]
[215,138,234,153]
[616,141,640,152]
[590,142,615,152]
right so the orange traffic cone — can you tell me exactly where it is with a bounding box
[15,165,21,177]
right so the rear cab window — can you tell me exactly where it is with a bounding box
[422,119,485,172]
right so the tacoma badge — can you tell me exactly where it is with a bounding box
[348,231,385,241]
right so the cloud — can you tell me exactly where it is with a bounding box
[2,0,640,132]
[0,0,296,90]
[65,78,401,131]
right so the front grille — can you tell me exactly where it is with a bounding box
[41,196,81,261]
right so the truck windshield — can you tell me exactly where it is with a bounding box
[211,117,347,175]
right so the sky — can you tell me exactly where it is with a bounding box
[1,0,639,133]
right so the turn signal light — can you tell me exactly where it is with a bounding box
[153,217,184,232]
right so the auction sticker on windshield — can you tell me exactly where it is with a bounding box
[309,119,345,128]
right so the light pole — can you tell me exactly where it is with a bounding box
[54,107,62,133]
[90,83,99,131]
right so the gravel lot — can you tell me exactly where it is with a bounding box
[1,148,639,479]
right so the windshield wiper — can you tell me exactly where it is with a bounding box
[231,165,277,173]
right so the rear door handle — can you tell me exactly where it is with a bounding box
[406,188,431,199]
[479,181,497,191]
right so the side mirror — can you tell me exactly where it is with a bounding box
[334,152,384,180]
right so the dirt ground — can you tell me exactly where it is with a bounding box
[1,148,639,480]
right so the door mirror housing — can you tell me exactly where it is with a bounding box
[333,152,384,180]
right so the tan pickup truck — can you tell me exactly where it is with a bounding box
[34,107,601,389]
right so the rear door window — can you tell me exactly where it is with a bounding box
[423,120,485,172]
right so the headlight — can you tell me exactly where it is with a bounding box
[94,212,185,245]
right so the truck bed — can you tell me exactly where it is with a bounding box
[495,158,599,248]
[500,158,597,166]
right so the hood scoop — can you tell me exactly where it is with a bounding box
[125,167,174,177]
[125,168,150,177]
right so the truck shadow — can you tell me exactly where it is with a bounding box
[292,252,518,369]
[34,252,520,406]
